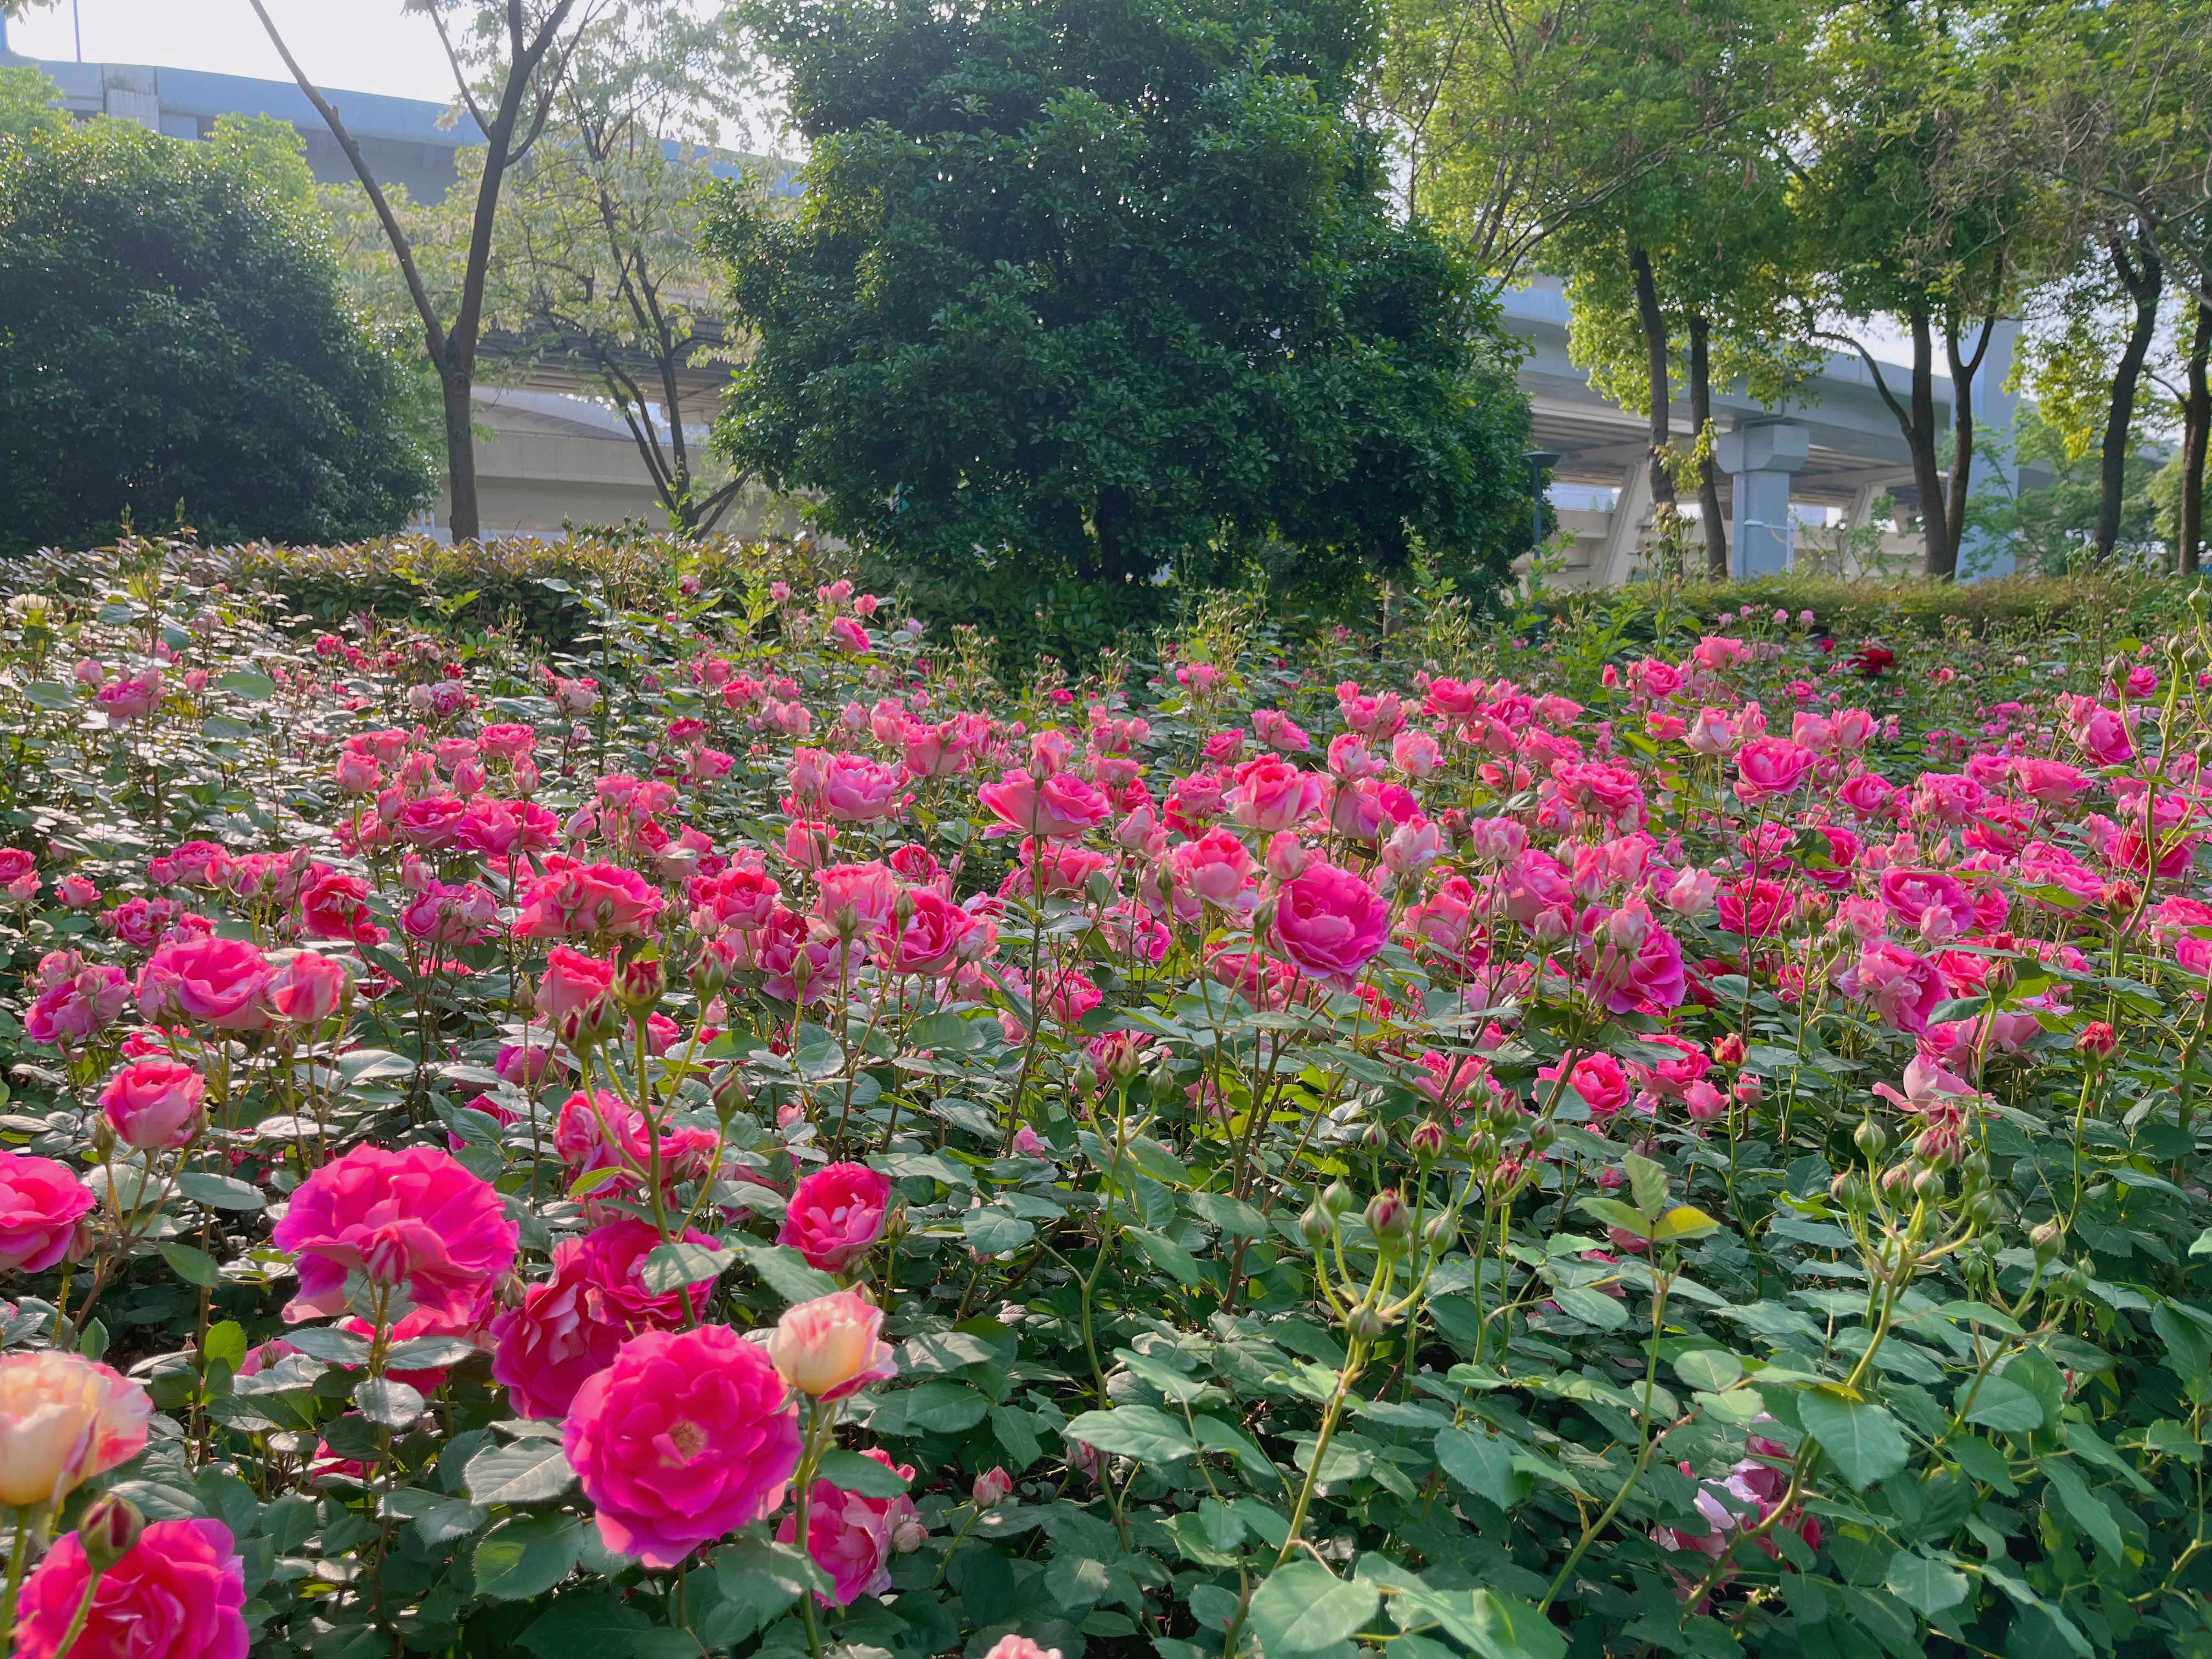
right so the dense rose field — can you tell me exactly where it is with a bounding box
[0,539,2207,1659]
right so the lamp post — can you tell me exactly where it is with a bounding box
[1523,450,1559,555]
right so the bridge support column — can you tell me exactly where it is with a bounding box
[1717,423,1809,579]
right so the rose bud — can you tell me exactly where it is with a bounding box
[1408,1120,1447,1165]
[77,1493,145,1570]
[1712,1033,1746,1065]
[612,953,666,1015]
[765,1289,898,1401]
[1731,1073,1764,1105]
[2076,1022,2117,1060]
[2032,1219,2064,1265]
[1364,1189,1412,1247]
[972,1467,1013,1510]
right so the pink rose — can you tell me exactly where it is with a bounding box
[490,1217,721,1418]
[1850,940,1945,1035]
[1391,729,1441,777]
[878,887,977,976]
[1228,757,1327,835]
[1878,868,1973,936]
[977,771,1110,840]
[1577,902,1684,1013]
[134,936,272,1030]
[272,1145,517,1326]
[1733,738,1818,804]
[513,862,664,939]
[1269,862,1390,991]
[25,965,129,1049]
[565,1325,802,1568]
[0,1351,151,1507]
[552,1091,720,1200]
[535,946,615,1027]
[99,1058,206,1150]
[395,794,469,850]
[1163,829,1259,918]
[14,1517,246,1659]
[267,951,351,1026]
[1543,1051,1630,1118]
[814,861,899,935]
[777,1446,921,1605]
[300,868,386,947]
[0,1151,94,1271]
[779,1162,892,1273]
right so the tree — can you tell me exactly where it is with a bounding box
[483,1,762,532]
[247,0,607,540]
[0,119,432,553]
[1795,0,2055,580]
[712,0,1534,636]
[0,65,66,142]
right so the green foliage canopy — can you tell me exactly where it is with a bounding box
[709,0,1534,639]
[0,117,433,555]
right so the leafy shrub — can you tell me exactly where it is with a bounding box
[0,544,2208,1659]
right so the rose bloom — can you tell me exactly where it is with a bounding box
[0,1351,151,1509]
[395,794,469,850]
[1228,757,1327,834]
[1543,1051,1630,1118]
[514,862,664,939]
[814,861,898,934]
[1849,940,1946,1035]
[1714,878,1793,940]
[777,1446,921,1606]
[134,935,272,1030]
[1271,862,1390,991]
[552,1091,719,1195]
[25,964,129,1050]
[13,1517,247,1659]
[99,1057,206,1150]
[267,951,351,1025]
[272,1144,518,1326]
[490,1217,721,1418]
[981,1640,1063,1659]
[300,867,386,947]
[767,1289,898,1401]
[977,771,1110,840]
[535,946,615,1026]
[1163,828,1258,919]
[1733,738,1819,804]
[0,1150,95,1271]
[878,887,977,976]
[565,1324,802,1568]
[797,750,904,823]
[779,1162,892,1273]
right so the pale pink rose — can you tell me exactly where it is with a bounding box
[1164,828,1259,918]
[1391,729,1441,777]
[1849,940,1946,1035]
[814,861,899,934]
[0,1351,151,1508]
[766,1289,898,1401]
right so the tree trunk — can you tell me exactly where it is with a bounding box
[1688,312,1727,576]
[2183,299,2210,575]
[441,368,481,543]
[1942,307,1997,575]
[1906,303,1955,579]
[2099,233,2163,561]
[1628,247,1677,512]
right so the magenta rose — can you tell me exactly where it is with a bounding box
[513,862,664,939]
[534,945,616,1028]
[0,1151,93,1272]
[565,1324,802,1568]
[779,1162,892,1273]
[133,936,272,1031]
[99,1057,207,1150]
[13,1517,246,1659]
[490,1217,721,1418]
[976,771,1109,840]
[24,965,129,1050]
[877,887,977,976]
[1542,1051,1630,1118]
[272,1145,517,1325]
[1269,862,1390,991]
[395,793,469,850]
[1733,737,1819,804]
[776,1446,921,1605]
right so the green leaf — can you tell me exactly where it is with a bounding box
[1434,1426,1531,1510]
[1185,1190,1271,1236]
[1671,1350,1743,1392]
[1394,1586,1566,1659]
[1125,1136,1188,1186]
[1650,1205,1720,1244]
[815,1447,910,1497]
[176,1172,265,1211]
[737,1242,840,1304]
[202,1320,247,1370]
[709,1538,824,1641]
[473,1514,583,1600]
[872,1379,988,1436]
[156,1240,221,1288]
[1246,1560,1381,1654]
[19,681,75,710]
[1622,1151,1668,1217]
[384,1335,481,1370]
[217,669,275,700]
[1063,1405,1201,1463]
[516,1592,685,1659]
[962,1207,1035,1255]
[2041,1461,2124,1563]
[990,1403,1043,1469]
[639,1242,732,1295]
[1797,1387,1909,1491]
[283,1324,371,1363]
[1126,1226,1203,1286]
[1957,1374,2044,1432]
[353,1377,424,1429]
[1576,1196,1652,1237]
[383,1488,488,1549]
[1883,1550,1968,1617]
[1548,1284,1630,1330]
[467,1441,578,1506]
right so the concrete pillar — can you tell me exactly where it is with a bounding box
[1597,460,1649,587]
[1716,422,1809,578]
[102,67,161,130]
[1956,318,2019,582]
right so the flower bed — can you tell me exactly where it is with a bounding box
[0,553,2205,1659]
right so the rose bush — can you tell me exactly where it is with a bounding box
[0,539,2204,1657]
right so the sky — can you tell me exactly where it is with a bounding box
[4,1,458,104]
